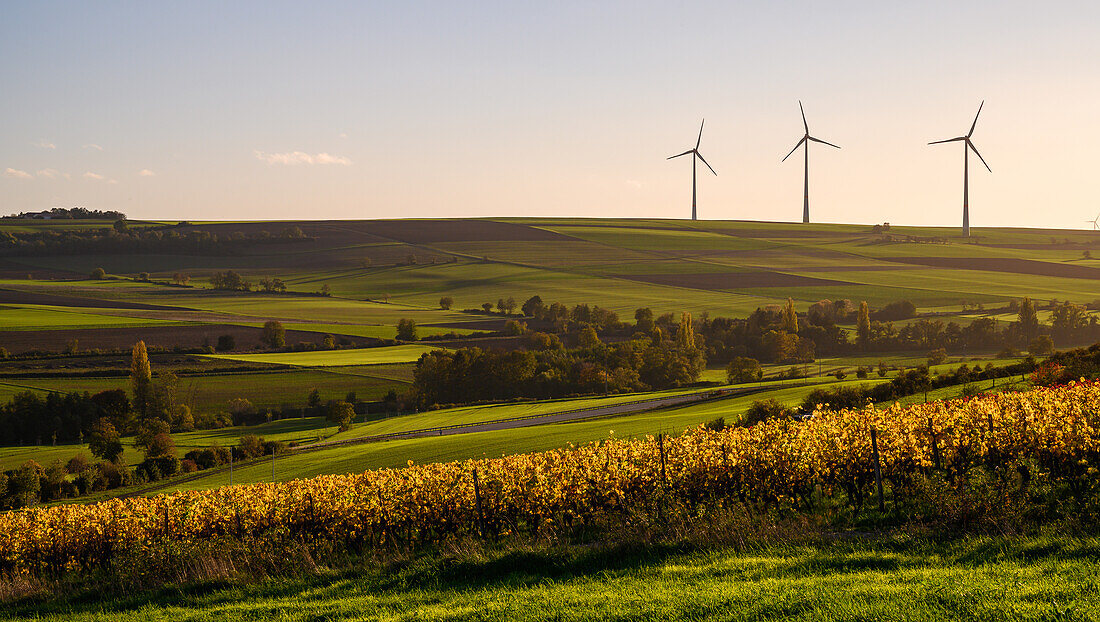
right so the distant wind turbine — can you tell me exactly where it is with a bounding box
[782,102,840,224]
[1088,212,1100,231]
[930,101,991,238]
[668,119,717,221]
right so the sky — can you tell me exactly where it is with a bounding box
[2,1,1098,229]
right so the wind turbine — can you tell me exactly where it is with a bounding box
[929,101,991,238]
[1088,213,1100,231]
[668,119,716,221]
[782,102,840,224]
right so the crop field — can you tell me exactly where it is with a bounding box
[0,368,407,409]
[0,304,178,330]
[203,343,444,366]
[5,218,1099,320]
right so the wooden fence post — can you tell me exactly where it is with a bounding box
[658,434,668,487]
[870,427,885,513]
[987,411,996,455]
[928,418,941,471]
[472,468,485,538]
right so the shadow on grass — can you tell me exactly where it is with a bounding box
[0,540,690,619]
[6,534,1100,619]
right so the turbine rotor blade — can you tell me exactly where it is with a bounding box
[968,100,985,138]
[967,139,991,172]
[782,136,807,162]
[696,119,705,150]
[799,101,808,134]
[928,137,967,145]
[667,150,693,160]
[809,136,841,149]
[695,151,717,176]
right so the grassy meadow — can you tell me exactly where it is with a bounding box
[5,534,1097,621]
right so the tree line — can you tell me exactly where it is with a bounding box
[412,312,704,407]
[3,207,126,220]
[0,222,312,257]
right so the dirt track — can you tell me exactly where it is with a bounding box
[123,386,749,497]
[616,271,852,290]
[300,388,743,451]
[0,325,377,354]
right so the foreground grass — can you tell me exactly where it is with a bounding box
[5,534,1098,621]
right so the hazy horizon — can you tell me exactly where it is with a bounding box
[3,1,1098,230]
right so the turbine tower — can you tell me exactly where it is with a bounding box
[668,119,716,221]
[930,101,991,238]
[782,101,840,224]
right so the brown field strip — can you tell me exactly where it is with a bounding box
[0,288,188,311]
[883,257,1100,280]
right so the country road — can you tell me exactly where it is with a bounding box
[120,383,778,497]
[295,387,746,451]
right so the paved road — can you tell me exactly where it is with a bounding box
[121,385,769,497]
[296,388,745,452]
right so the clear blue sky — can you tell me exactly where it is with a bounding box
[2,1,1098,229]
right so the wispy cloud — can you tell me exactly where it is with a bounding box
[32,140,56,150]
[138,169,156,176]
[4,168,33,179]
[254,150,352,166]
[37,168,61,179]
[83,172,117,184]
[338,132,348,139]
[83,143,104,151]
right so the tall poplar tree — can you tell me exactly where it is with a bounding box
[1017,297,1039,341]
[856,301,871,349]
[782,298,799,334]
[679,312,695,348]
[130,341,152,418]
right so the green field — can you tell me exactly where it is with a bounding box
[5,218,1100,318]
[203,343,444,366]
[0,304,178,330]
[0,368,408,410]
[7,535,1098,621]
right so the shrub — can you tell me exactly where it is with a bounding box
[236,434,266,460]
[396,319,418,342]
[1029,335,1055,356]
[65,454,90,474]
[326,401,355,432]
[89,267,106,280]
[726,357,761,384]
[740,399,792,427]
[261,320,286,349]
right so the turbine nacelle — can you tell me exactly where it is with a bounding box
[929,101,992,237]
[781,101,840,224]
[667,119,717,221]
